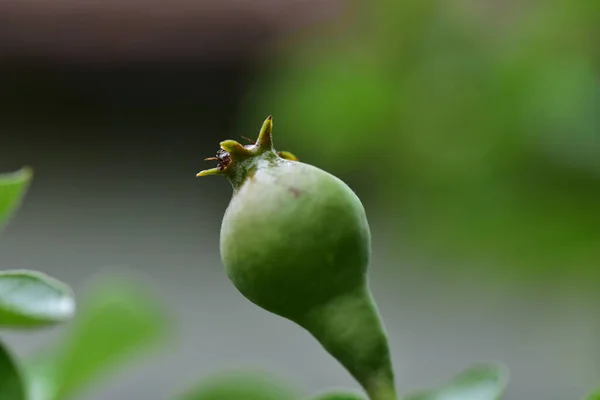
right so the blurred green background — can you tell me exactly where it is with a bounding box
[0,0,598,399]
[240,0,600,280]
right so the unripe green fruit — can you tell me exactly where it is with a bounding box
[198,116,396,400]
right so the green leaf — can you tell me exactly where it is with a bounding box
[0,167,32,233]
[0,270,75,328]
[25,272,169,400]
[584,387,600,400]
[177,370,299,400]
[402,364,509,400]
[0,338,26,400]
[308,389,366,400]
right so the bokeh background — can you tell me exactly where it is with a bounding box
[1,0,599,399]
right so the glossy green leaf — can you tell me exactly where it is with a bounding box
[25,272,169,400]
[0,270,74,328]
[177,370,299,400]
[308,389,366,400]
[0,167,32,234]
[402,364,509,400]
[0,338,26,400]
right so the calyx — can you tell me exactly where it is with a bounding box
[197,116,298,180]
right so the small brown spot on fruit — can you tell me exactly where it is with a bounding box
[289,187,302,198]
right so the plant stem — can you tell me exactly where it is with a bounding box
[298,283,397,400]
[365,371,397,400]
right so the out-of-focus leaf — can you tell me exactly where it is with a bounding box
[0,270,74,328]
[0,338,26,400]
[25,272,169,400]
[402,364,508,400]
[308,389,366,400]
[584,387,600,400]
[177,370,299,400]
[520,57,600,176]
[25,359,55,400]
[240,47,396,167]
[0,167,32,234]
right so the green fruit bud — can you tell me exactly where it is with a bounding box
[198,116,396,400]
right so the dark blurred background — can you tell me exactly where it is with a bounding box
[0,0,599,399]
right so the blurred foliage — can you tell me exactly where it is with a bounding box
[0,340,26,400]
[0,168,170,400]
[401,363,508,400]
[0,271,74,328]
[175,363,508,400]
[0,168,31,233]
[0,167,74,398]
[586,388,600,400]
[0,169,73,329]
[176,370,299,400]
[309,390,366,400]
[240,0,600,280]
[25,272,169,400]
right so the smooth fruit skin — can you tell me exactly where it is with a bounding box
[220,160,368,317]
[199,116,396,400]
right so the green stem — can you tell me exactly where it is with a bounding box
[366,371,397,400]
[298,282,397,400]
